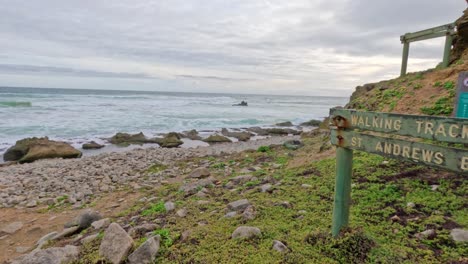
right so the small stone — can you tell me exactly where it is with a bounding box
[197,200,210,205]
[164,201,175,212]
[414,229,436,240]
[242,206,256,221]
[1,222,23,234]
[301,184,312,188]
[91,218,111,230]
[272,240,289,253]
[431,185,439,191]
[128,235,161,264]
[390,215,401,222]
[260,184,272,193]
[298,210,307,215]
[227,199,250,211]
[26,200,37,208]
[189,168,211,178]
[224,211,237,218]
[406,202,415,208]
[99,223,134,264]
[0,235,8,240]
[450,229,468,242]
[176,209,188,218]
[231,226,261,239]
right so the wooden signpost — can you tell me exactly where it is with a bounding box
[329,108,467,237]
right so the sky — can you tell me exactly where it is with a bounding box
[0,0,466,96]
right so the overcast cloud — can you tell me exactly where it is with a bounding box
[0,0,465,96]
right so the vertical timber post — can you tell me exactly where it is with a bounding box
[442,34,453,68]
[400,41,410,77]
[331,147,353,237]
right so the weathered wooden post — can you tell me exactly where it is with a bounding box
[442,33,454,68]
[330,114,353,237]
[332,147,353,237]
[400,40,410,77]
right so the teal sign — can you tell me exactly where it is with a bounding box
[456,92,468,118]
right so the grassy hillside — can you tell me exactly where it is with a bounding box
[64,135,467,263]
[346,50,468,116]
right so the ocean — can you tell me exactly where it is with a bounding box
[0,87,348,156]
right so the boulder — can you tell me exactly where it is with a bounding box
[128,235,160,264]
[189,167,211,178]
[275,121,293,127]
[4,137,82,163]
[181,129,202,140]
[414,229,436,240]
[82,141,105,149]
[231,226,261,239]
[52,226,80,240]
[11,245,79,264]
[242,206,256,221]
[221,128,252,141]
[203,134,232,143]
[66,209,102,230]
[299,119,322,127]
[99,223,134,264]
[109,132,156,145]
[36,231,58,248]
[247,127,269,136]
[155,133,183,148]
[283,140,304,150]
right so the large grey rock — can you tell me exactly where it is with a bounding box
[128,235,161,264]
[203,134,232,143]
[189,168,211,178]
[82,141,105,149]
[272,240,289,253]
[1,221,23,234]
[450,228,468,242]
[283,140,304,150]
[12,245,79,264]
[81,233,99,244]
[231,226,261,239]
[66,209,102,230]
[227,199,251,211]
[99,223,134,264]
[4,137,82,163]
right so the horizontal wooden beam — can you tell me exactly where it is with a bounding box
[401,23,455,43]
[330,129,467,174]
[329,108,468,144]
[403,30,455,43]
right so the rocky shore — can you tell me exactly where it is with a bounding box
[0,134,300,209]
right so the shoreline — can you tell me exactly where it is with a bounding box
[0,134,301,209]
[0,123,316,163]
